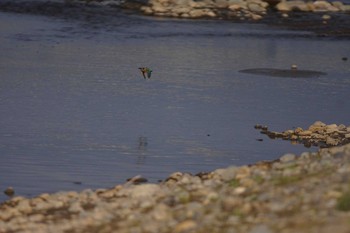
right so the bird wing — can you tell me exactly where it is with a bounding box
[147,69,152,78]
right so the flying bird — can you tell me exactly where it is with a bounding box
[138,67,152,79]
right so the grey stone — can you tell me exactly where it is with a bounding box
[249,224,273,233]
[280,153,297,163]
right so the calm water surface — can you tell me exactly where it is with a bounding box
[1,10,350,202]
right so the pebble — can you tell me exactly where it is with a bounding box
[4,187,15,196]
[291,64,298,70]
[214,166,238,181]
[280,153,297,163]
[174,220,197,233]
[234,186,247,195]
[126,175,148,184]
[249,224,273,233]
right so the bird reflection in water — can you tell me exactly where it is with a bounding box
[137,136,148,164]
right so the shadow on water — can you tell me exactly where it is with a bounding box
[239,68,327,78]
[0,2,350,202]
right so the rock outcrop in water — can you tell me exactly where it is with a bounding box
[256,121,350,148]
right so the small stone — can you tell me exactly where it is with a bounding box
[326,190,342,199]
[17,199,32,214]
[291,64,298,70]
[4,187,15,196]
[338,124,347,131]
[332,1,344,9]
[151,203,171,221]
[68,202,83,213]
[276,1,291,11]
[261,126,268,131]
[268,202,287,213]
[248,3,266,12]
[166,172,184,182]
[280,153,297,163]
[326,136,338,146]
[251,13,263,20]
[141,6,154,14]
[235,166,251,179]
[189,9,206,18]
[130,184,162,199]
[229,4,242,11]
[298,130,312,136]
[206,10,217,17]
[283,130,294,135]
[322,14,331,20]
[215,0,229,8]
[174,220,197,233]
[313,0,333,11]
[294,127,303,133]
[312,121,327,127]
[300,152,312,160]
[152,5,169,13]
[214,166,238,181]
[250,224,273,233]
[126,175,148,184]
[233,186,247,195]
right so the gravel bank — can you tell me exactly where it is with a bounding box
[2,122,350,233]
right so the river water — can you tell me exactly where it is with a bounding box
[1,6,350,202]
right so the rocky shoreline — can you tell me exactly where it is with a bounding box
[1,122,350,233]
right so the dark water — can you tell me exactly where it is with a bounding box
[1,8,350,202]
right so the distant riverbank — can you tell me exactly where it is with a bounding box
[1,0,350,38]
[135,0,350,21]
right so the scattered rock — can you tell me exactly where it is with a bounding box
[291,64,298,70]
[126,175,148,184]
[174,220,197,233]
[280,153,297,163]
[4,187,15,197]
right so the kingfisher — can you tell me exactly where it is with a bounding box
[138,67,152,79]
